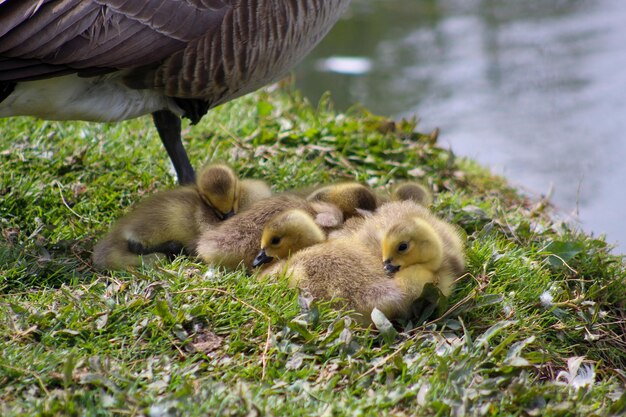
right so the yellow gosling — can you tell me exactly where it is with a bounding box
[306,182,378,218]
[92,163,270,270]
[196,194,342,271]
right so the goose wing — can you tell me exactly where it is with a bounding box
[0,0,232,81]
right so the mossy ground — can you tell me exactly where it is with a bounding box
[1,86,625,416]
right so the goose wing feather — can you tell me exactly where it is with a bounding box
[0,0,232,81]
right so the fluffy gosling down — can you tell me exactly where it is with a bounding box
[258,199,465,324]
[196,182,379,271]
[391,181,433,207]
[265,233,412,324]
[196,194,342,271]
[307,182,378,218]
[253,209,327,270]
[92,164,271,270]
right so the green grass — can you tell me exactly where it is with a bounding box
[1,86,625,416]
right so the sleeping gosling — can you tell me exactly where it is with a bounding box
[266,235,412,324]
[391,181,432,207]
[307,182,378,218]
[92,164,271,270]
[197,182,380,271]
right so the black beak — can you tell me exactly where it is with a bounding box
[221,210,235,220]
[384,259,400,274]
[252,249,274,268]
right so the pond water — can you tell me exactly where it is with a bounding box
[295,0,626,253]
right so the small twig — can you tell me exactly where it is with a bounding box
[356,346,405,381]
[218,123,249,150]
[108,409,134,415]
[547,254,578,275]
[71,245,95,270]
[173,287,273,379]
[553,295,585,309]
[416,283,482,330]
[51,180,99,224]
[162,327,187,359]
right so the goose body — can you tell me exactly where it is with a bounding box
[283,237,408,324]
[0,0,351,182]
[307,182,378,219]
[0,73,174,121]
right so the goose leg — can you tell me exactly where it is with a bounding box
[152,110,196,184]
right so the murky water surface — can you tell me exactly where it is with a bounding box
[296,0,626,252]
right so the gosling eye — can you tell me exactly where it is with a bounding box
[398,242,409,253]
[270,236,282,246]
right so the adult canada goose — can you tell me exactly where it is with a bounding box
[92,163,271,270]
[0,0,352,184]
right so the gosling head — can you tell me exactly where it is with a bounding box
[382,217,444,274]
[253,209,326,268]
[196,164,240,219]
[308,183,377,217]
[392,182,432,206]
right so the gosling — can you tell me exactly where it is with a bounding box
[196,194,342,271]
[92,164,271,270]
[391,181,432,207]
[336,181,433,239]
[254,208,455,323]
[265,235,409,324]
[381,216,450,297]
[252,209,327,270]
[307,182,378,218]
[197,182,380,271]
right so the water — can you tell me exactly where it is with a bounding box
[295,0,626,253]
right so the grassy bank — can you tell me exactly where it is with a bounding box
[1,86,625,416]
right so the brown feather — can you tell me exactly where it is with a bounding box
[0,0,350,102]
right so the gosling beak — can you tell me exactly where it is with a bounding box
[383,259,400,274]
[221,210,236,220]
[252,249,274,268]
